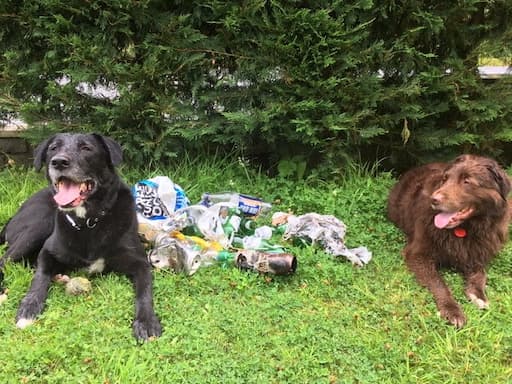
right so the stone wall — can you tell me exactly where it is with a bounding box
[0,127,32,167]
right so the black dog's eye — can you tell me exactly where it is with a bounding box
[81,145,92,151]
[49,144,58,151]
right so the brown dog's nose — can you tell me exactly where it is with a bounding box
[51,156,70,170]
[431,192,442,207]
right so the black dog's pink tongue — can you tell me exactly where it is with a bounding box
[54,181,81,206]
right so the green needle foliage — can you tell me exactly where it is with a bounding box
[1,1,512,173]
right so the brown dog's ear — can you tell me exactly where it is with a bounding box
[487,164,511,201]
[93,134,123,166]
[33,136,55,171]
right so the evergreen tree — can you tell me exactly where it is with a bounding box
[1,1,511,172]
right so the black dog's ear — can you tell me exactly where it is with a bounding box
[93,134,123,166]
[33,136,54,171]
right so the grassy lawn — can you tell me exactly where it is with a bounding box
[0,157,511,383]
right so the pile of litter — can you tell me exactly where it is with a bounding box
[133,176,372,276]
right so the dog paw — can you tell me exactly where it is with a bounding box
[0,291,7,305]
[132,314,163,341]
[16,318,36,329]
[467,292,489,310]
[16,297,45,324]
[439,304,466,328]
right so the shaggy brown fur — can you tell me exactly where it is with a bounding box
[387,154,511,327]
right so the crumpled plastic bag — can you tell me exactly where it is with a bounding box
[132,176,189,223]
[273,212,372,267]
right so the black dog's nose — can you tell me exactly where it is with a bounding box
[50,156,70,170]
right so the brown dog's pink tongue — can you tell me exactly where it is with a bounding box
[54,183,81,206]
[434,212,457,229]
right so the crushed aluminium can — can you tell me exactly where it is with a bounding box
[236,250,297,275]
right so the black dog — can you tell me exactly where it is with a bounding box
[0,133,162,341]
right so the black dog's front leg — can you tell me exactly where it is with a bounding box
[130,267,162,341]
[16,250,59,328]
[0,258,7,295]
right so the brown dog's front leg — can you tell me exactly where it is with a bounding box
[464,269,489,309]
[404,248,466,328]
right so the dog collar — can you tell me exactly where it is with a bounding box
[453,227,467,238]
[64,214,100,231]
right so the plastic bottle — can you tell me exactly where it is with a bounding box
[200,249,236,268]
[241,236,286,253]
[239,217,258,235]
[165,205,207,236]
[254,225,273,240]
[273,224,288,235]
[216,250,235,262]
[201,192,272,216]
[201,192,238,205]
[220,207,241,239]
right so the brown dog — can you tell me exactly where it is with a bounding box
[387,154,511,327]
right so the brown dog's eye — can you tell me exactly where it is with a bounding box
[461,173,472,184]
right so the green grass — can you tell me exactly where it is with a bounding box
[0,159,511,383]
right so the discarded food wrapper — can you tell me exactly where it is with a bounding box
[274,212,372,267]
[236,250,297,275]
[271,212,290,226]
